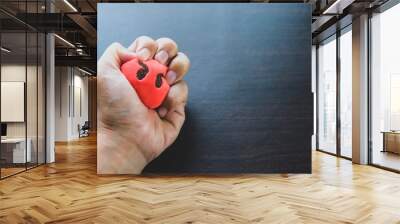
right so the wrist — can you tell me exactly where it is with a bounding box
[97,124,147,174]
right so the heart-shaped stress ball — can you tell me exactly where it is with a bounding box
[121,57,170,109]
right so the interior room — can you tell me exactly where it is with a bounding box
[0,0,96,178]
[0,12,46,178]
[0,0,400,223]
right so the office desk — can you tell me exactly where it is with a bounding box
[1,138,31,164]
[382,131,400,154]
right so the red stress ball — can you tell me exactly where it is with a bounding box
[121,57,170,109]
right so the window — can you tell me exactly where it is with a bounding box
[316,26,353,159]
[339,28,352,158]
[370,3,400,171]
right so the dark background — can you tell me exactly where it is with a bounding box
[98,3,313,173]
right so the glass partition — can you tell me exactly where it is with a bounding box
[27,31,38,169]
[0,1,46,179]
[38,32,45,165]
[317,35,337,154]
[1,30,28,177]
[26,0,45,169]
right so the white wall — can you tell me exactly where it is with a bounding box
[1,65,26,139]
[1,65,40,137]
[55,66,70,141]
[54,67,89,141]
[72,73,89,138]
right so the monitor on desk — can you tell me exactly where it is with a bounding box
[1,123,7,138]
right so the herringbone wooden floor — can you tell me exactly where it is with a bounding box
[1,135,400,224]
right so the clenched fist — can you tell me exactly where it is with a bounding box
[97,36,190,174]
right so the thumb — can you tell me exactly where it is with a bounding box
[98,43,148,126]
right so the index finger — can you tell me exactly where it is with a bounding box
[98,42,137,72]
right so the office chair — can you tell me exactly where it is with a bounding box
[79,121,90,138]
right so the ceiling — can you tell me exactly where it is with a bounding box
[0,0,389,73]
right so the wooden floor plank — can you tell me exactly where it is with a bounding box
[0,135,400,223]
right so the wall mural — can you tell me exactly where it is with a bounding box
[97,3,313,174]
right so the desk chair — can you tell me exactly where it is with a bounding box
[78,121,90,138]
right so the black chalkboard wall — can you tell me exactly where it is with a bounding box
[98,3,313,173]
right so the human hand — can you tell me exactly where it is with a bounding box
[97,36,190,174]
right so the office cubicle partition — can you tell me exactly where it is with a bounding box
[0,1,47,179]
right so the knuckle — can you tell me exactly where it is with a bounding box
[159,37,177,47]
[175,53,190,68]
[185,56,191,68]
[178,52,189,61]
[109,42,122,50]
[102,42,122,58]
[137,35,152,41]
[138,36,155,45]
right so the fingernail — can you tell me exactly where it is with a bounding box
[136,48,151,60]
[166,71,177,85]
[158,107,168,118]
[155,50,169,64]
